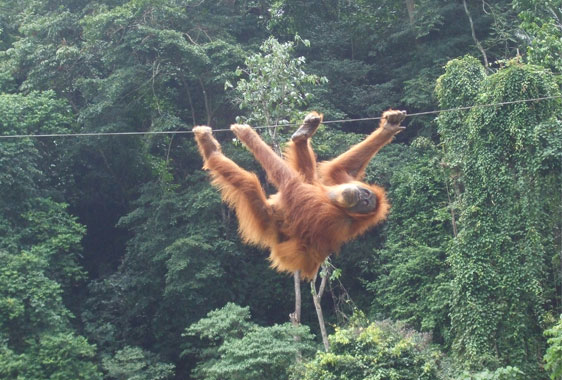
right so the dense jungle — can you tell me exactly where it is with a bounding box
[0,0,561,379]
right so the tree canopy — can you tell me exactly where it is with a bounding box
[0,0,560,379]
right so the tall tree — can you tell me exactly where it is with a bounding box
[437,56,561,375]
[0,92,101,379]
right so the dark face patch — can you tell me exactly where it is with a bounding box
[346,186,377,214]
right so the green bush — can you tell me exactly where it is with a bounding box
[296,316,441,380]
[545,316,562,380]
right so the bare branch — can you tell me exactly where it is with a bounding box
[463,0,489,68]
[318,263,330,299]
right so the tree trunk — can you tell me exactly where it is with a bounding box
[198,77,212,125]
[405,0,415,25]
[311,264,330,351]
[462,0,489,68]
[180,76,197,126]
[290,271,302,327]
[443,174,458,237]
[290,271,303,360]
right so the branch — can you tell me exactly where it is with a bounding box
[198,77,211,125]
[311,277,330,351]
[463,0,489,68]
[318,263,330,299]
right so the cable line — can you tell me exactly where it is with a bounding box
[0,94,560,139]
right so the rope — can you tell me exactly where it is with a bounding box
[0,94,560,139]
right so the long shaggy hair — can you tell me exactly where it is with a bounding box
[194,109,404,280]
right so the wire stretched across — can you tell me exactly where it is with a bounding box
[0,94,560,139]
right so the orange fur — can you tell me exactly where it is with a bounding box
[284,111,322,183]
[284,140,317,183]
[193,110,404,280]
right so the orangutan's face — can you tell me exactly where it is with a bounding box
[328,183,377,214]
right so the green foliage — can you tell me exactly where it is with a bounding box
[0,91,73,135]
[515,0,562,74]
[437,57,561,375]
[82,180,229,356]
[435,56,486,109]
[455,366,525,380]
[0,91,85,288]
[296,316,441,380]
[435,56,486,169]
[1,1,561,378]
[545,316,562,380]
[21,199,87,287]
[267,0,510,134]
[0,252,101,379]
[184,303,254,345]
[367,138,453,343]
[0,91,74,212]
[207,324,315,380]
[229,35,327,128]
[185,303,315,380]
[0,342,21,380]
[0,89,99,379]
[0,250,68,335]
[102,346,175,380]
[82,168,296,370]
[19,332,102,380]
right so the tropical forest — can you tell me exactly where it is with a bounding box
[0,0,561,379]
